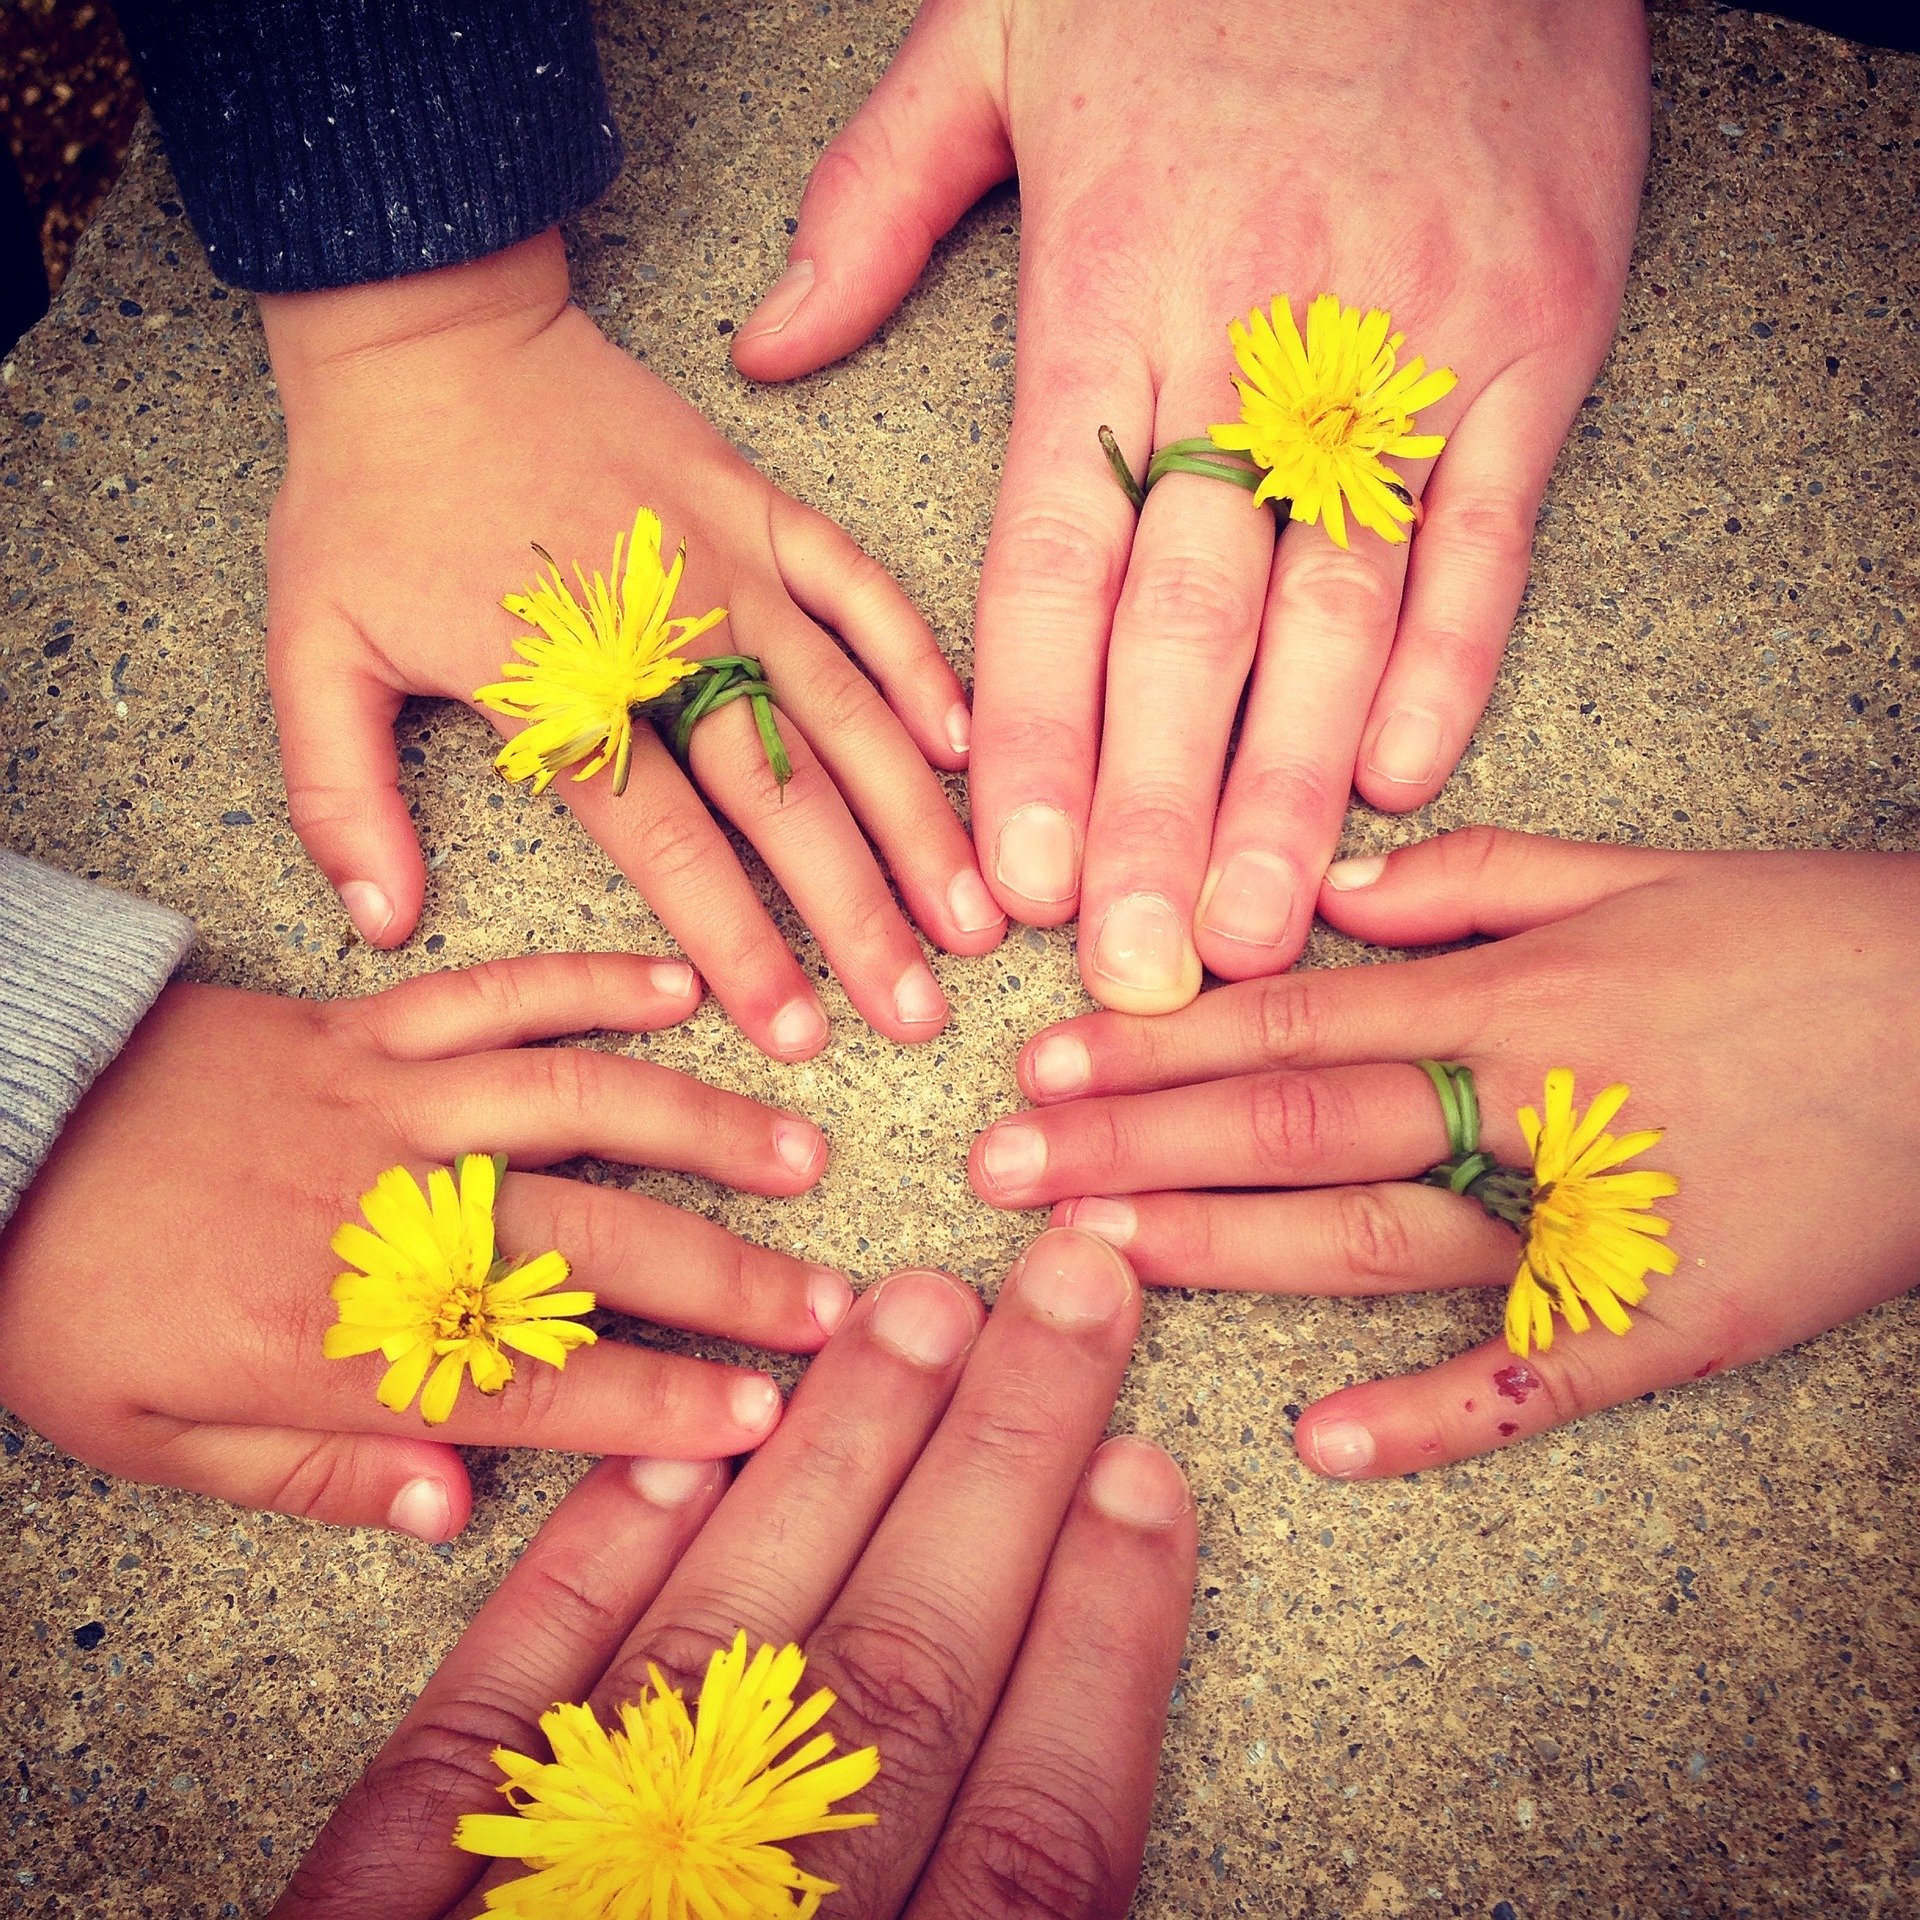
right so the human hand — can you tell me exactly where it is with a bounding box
[735,0,1649,1008]
[0,953,854,1538]
[271,1230,1195,1919]
[260,230,1005,1060]
[969,832,1920,1472]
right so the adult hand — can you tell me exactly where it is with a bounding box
[735,0,1649,1009]
[0,954,851,1538]
[261,229,1005,1061]
[970,832,1920,1472]
[271,1230,1196,1918]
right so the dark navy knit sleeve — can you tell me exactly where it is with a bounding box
[113,0,622,293]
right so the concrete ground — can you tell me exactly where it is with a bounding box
[1,2,1915,1914]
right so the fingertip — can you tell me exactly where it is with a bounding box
[765,994,832,1062]
[985,801,1084,926]
[772,1115,830,1187]
[1021,1027,1091,1103]
[1085,1436,1192,1531]
[729,1371,786,1447]
[1293,1405,1382,1482]
[387,1464,471,1543]
[648,958,703,1010]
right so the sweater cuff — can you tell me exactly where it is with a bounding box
[115,1,621,293]
[0,853,194,1232]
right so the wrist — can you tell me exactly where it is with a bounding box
[259,229,572,421]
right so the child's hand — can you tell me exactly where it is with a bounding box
[737,0,1648,1006]
[969,834,1920,1473]
[259,230,1003,1061]
[270,1234,1195,1920]
[0,953,853,1539]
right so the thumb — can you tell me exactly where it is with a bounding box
[732,0,1011,381]
[144,1419,473,1540]
[268,615,427,948]
[1316,826,1691,947]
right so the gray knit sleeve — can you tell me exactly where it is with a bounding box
[0,852,194,1232]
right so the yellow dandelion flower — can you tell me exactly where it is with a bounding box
[1208,293,1456,549]
[1505,1070,1680,1358]
[323,1153,596,1426]
[455,1630,880,1917]
[475,507,728,797]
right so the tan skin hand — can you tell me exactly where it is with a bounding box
[259,230,1003,1063]
[735,0,1650,1010]
[0,953,857,1539]
[969,833,1920,1474]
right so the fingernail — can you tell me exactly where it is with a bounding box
[652,960,699,998]
[388,1476,452,1543]
[1324,854,1387,891]
[1063,1196,1136,1249]
[893,963,949,1027]
[770,996,830,1056]
[338,880,394,944]
[1091,892,1201,1000]
[947,868,1005,936]
[869,1270,979,1368]
[731,1374,783,1434]
[1087,1438,1190,1527]
[628,1457,714,1507]
[808,1267,853,1336]
[994,803,1079,906]
[1015,1230,1133,1326]
[945,701,972,758]
[774,1117,825,1177]
[980,1121,1046,1194]
[1305,1419,1376,1478]
[1197,851,1295,949]
[743,256,815,337]
[1027,1032,1090,1099]
[1367,711,1443,787]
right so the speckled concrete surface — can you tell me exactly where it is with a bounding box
[2,3,1917,1915]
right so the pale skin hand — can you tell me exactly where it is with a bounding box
[734,0,1650,1011]
[966,832,1920,1473]
[0,954,860,1539]
[260,230,1006,1062]
[270,1231,1196,1920]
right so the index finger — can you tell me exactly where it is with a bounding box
[268,1454,726,1920]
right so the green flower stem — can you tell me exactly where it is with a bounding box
[1415,1058,1536,1230]
[656,654,793,791]
[1102,426,1285,516]
[1099,427,1147,511]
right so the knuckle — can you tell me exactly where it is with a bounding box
[266,1440,347,1522]
[518,1549,635,1648]
[988,504,1129,606]
[1243,1071,1353,1173]
[601,1622,731,1718]
[801,661,886,741]
[807,138,936,264]
[940,1775,1122,1920]
[459,955,533,1027]
[538,1047,601,1126]
[1121,552,1261,653]
[630,806,713,886]
[1231,754,1347,839]
[1091,793,1196,869]
[1278,546,1400,638]
[1333,1185,1415,1283]
[1429,493,1537,579]
[938,1371,1072,1474]
[1441,823,1508,887]
[1247,975,1320,1064]
[808,1608,975,1781]
[376,1690,546,1816]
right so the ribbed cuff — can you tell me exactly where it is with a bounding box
[115,0,621,293]
[0,853,194,1232]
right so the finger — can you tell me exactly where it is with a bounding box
[1294,1290,1721,1479]
[586,1268,986,1717]
[1354,363,1591,814]
[495,1172,853,1353]
[404,1048,829,1194]
[771,501,973,773]
[1077,359,1276,1009]
[903,1438,1196,1920]
[1016,960,1493,1103]
[1049,1183,1517,1295]
[686,698,954,1043]
[741,590,1005,955]
[267,625,423,948]
[1191,512,1412,980]
[137,1419,472,1541]
[268,1455,724,1920]
[794,1230,1144,1917]
[731,0,1011,380]
[321,1333,787,1460]
[1316,826,1689,946]
[971,1063,1493,1211]
[971,320,1152,925]
[350,951,703,1060]
[560,727,832,1062]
